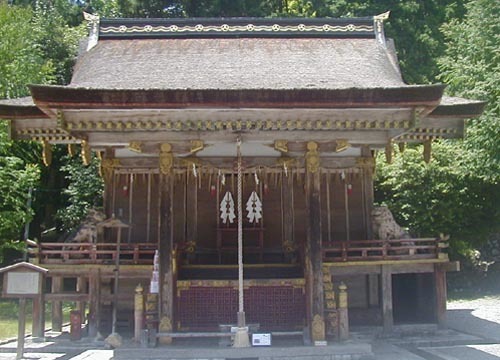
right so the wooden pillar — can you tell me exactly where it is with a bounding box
[304,142,325,342]
[32,294,45,338]
[357,150,375,240]
[88,268,101,337]
[282,171,295,262]
[381,265,393,333]
[368,274,379,307]
[186,169,198,260]
[338,282,349,340]
[134,284,145,341]
[17,298,27,360]
[32,271,46,339]
[158,145,174,344]
[76,276,87,315]
[51,277,63,332]
[435,264,447,328]
[101,148,117,218]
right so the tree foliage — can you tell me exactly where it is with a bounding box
[0,2,84,263]
[0,4,54,98]
[375,143,499,256]
[31,1,86,85]
[56,154,103,233]
[0,122,40,262]
[439,0,500,183]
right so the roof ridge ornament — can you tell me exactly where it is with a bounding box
[98,17,376,39]
[373,11,390,46]
[84,12,100,51]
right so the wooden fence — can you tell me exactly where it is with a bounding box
[27,237,448,265]
[28,242,156,265]
[322,237,448,262]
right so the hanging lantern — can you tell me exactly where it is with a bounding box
[263,183,269,195]
[210,184,216,197]
[347,184,353,196]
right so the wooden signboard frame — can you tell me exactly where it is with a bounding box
[0,262,48,360]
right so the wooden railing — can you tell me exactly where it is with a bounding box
[28,242,157,265]
[27,237,448,265]
[322,237,448,262]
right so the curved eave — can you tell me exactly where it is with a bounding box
[0,103,48,119]
[429,98,486,118]
[30,85,445,113]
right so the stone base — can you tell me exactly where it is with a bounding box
[233,327,250,348]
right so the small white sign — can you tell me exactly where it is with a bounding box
[6,272,40,295]
[252,333,271,346]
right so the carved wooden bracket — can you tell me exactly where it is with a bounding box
[41,140,52,167]
[159,143,173,175]
[305,141,320,173]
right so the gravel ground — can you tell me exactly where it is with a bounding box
[447,295,500,342]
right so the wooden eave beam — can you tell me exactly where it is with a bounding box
[110,156,361,170]
[430,101,486,118]
[29,84,445,112]
[86,130,393,146]
[0,104,47,119]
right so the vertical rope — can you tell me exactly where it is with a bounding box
[237,137,244,316]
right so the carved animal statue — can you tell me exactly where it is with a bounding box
[371,206,411,241]
[61,209,106,258]
[67,208,106,244]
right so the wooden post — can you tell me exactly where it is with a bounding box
[128,173,134,243]
[368,274,379,307]
[146,173,152,243]
[282,170,295,262]
[186,169,198,261]
[381,265,393,333]
[158,172,174,344]
[435,264,447,328]
[304,142,325,343]
[88,268,101,337]
[102,148,116,218]
[51,276,63,332]
[32,293,45,338]
[76,276,87,315]
[17,298,26,360]
[358,149,375,240]
[338,282,349,340]
[134,284,145,341]
[112,227,122,334]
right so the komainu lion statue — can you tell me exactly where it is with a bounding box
[67,208,106,243]
[62,209,106,258]
[371,206,411,241]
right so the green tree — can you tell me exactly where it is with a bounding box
[56,154,103,232]
[0,122,40,262]
[31,1,87,85]
[439,0,500,183]
[0,4,54,98]
[375,143,499,256]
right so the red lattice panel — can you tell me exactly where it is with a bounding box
[177,285,305,331]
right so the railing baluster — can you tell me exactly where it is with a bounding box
[134,245,139,264]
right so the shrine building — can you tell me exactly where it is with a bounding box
[0,15,485,343]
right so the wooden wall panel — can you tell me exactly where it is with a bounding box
[293,179,307,248]
[197,177,217,250]
[262,179,282,250]
[173,175,186,245]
